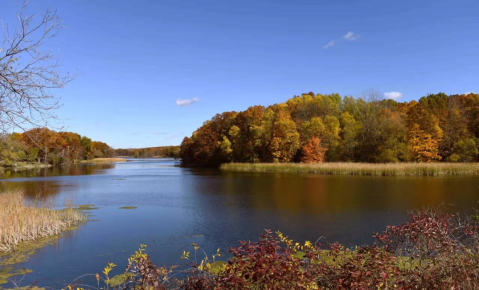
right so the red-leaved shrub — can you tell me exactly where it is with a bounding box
[74,209,479,289]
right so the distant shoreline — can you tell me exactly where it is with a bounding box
[221,162,479,176]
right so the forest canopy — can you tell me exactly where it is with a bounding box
[180,92,479,167]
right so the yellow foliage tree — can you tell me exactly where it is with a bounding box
[408,124,442,162]
[269,111,301,162]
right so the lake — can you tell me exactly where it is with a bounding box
[1,158,479,287]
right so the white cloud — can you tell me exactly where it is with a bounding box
[465,92,475,95]
[384,92,403,100]
[324,32,360,49]
[343,31,360,41]
[176,97,199,106]
[323,40,335,49]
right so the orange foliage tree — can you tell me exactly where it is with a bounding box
[301,137,327,163]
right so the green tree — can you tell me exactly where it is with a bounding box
[301,117,325,142]
[219,136,233,161]
[339,112,359,161]
[323,115,341,161]
[81,136,93,160]
[451,138,478,162]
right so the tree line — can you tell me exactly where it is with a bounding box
[180,91,479,167]
[116,146,180,159]
[0,128,116,166]
[0,128,182,167]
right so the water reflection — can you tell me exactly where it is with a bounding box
[2,163,116,179]
[202,170,479,215]
[0,180,74,199]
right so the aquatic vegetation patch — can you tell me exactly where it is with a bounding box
[119,206,137,210]
[74,204,98,210]
[0,268,32,285]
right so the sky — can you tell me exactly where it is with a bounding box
[2,0,478,148]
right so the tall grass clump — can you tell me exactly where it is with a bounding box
[221,162,479,176]
[0,190,86,252]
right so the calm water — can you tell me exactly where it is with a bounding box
[1,159,479,287]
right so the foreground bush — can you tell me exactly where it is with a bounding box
[0,190,85,252]
[61,210,479,289]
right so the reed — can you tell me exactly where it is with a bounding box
[0,190,86,252]
[221,162,479,176]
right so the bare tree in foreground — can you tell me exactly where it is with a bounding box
[0,1,73,133]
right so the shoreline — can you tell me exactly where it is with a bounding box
[220,162,479,176]
[0,158,127,173]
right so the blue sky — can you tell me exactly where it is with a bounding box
[2,0,478,148]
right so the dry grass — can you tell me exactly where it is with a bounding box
[221,162,479,176]
[80,158,127,164]
[0,190,86,252]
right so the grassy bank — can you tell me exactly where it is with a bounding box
[80,158,127,164]
[221,162,479,176]
[0,190,86,252]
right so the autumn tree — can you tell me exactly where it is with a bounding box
[301,137,327,163]
[460,93,479,138]
[301,117,325,142]
[408,124,442,162]
[59,132,83,161]
[269,110,300,163]
[232,106,265,162]
[440,96,468,156]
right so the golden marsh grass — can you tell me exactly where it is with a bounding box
[221,162,479,176]
[0,190,86,252]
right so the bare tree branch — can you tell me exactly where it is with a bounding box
[0,0,74,133]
